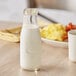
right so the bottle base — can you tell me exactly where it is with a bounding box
[21,67,40,72]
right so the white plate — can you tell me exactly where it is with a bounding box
[39,9,76,48]
[41,38,68,48]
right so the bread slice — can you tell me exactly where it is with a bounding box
[0,30,20,42]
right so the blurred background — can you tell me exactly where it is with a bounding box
[0,0,76,22]
[32,0,76,11]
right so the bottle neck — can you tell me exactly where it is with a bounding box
[23,14,37,26]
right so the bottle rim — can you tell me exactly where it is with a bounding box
[23,8,38,15]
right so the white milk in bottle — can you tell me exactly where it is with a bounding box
[20,8,42,70]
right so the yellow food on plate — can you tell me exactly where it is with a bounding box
[0,23,67,42]
[40,23,67,41]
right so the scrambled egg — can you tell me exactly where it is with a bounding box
[40,23,67,41]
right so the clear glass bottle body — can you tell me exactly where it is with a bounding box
[20,8,42,70]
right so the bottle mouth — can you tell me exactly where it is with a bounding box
[23,8,38,15]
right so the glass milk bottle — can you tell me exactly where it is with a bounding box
[20,8,42,71]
